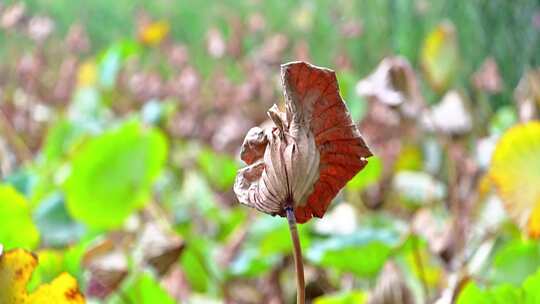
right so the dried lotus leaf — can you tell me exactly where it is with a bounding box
[234,61,372,223]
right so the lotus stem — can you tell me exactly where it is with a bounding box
[285,205,305,304]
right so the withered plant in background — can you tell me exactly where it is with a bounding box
[234,61,372,303]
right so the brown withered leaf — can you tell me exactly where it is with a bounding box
[367,261,415,304]
[65,23,90,54]
[514,68,540,122]
[1,2,25,29]
[226,16,244,58]
[234,61,372,223]
[357,58,408,107]
[472,57,503,94]
[53,56,78,103]
[165,44,189,69]
[137,223,185,276]
[253,34,288,64]
[247,12,266,33]
[356,56,424,118]
[82,237,129,299]
[421,90,472,135]
[412,208,455,262]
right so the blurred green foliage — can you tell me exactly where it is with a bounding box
[64,120,168,229]
[0,185,39,250]
[4,0,538,101]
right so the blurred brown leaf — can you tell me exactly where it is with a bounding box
[412,209,454,260]
[247,12,266,33]
[472,57,503,94]
[1,2,25,29]
[421,90,472,135]
[53,57,78,103]
[137,223,185,276]
[356,57,424,118]
[65,23,90,54]
[166,44,189,69]
[227,16,245,58]
[17,52,44,93]
[367,261,415,304]
[128,71,164,102]
[253,34,288,64]
[166,66,201,102]
[83,235,130,299]
[340,20,363,38]
[211,112,253,153]
[514,68,540,122]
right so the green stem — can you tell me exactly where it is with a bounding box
[285,205,305,304]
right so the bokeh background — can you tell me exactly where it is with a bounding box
[1,0,540,303]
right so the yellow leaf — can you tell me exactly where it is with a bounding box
[528,201,540,239]
[76,61,97,88]
[489,121,540,239]
[0,248,85,304]
[139,21,170,46]
[421,21,459,92]
[476,173,493,201]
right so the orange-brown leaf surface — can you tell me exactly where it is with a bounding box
[234,61,372,223]
[0,248,85,304]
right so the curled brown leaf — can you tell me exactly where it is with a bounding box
[234,61,372,223]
